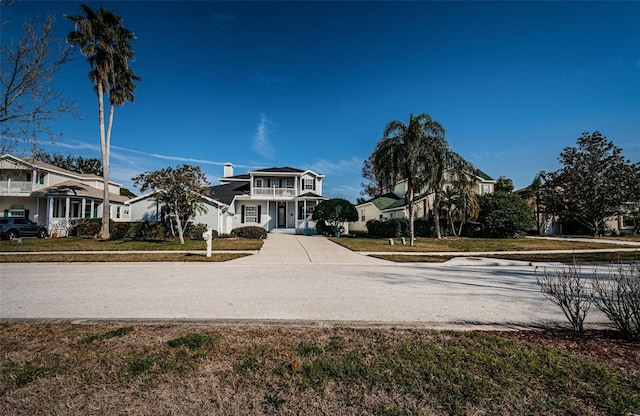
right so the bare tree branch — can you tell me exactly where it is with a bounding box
[0,11,78,156]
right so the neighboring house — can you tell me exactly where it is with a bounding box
[123,163,327,235]
[516,188,639,236]
[350,168,495,232]
[0,154,127,236]
[119,190,230,233]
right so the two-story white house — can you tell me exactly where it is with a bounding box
[351,167,495,232]
[124,163,327,235]
[0,154,127,236]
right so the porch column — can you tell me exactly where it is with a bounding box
[267,200,270,231]
[47,197,53,229]
[90,200,95,218]
[81,199,86,219]
[65,197,70,219]
[303,200,308,228]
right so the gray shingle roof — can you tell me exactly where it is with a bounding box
[33,180,128,203]
[253,167,305,173]
[209,181,250,205]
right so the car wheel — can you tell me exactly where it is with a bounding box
[7,230,18,240]
[38,229,47,238]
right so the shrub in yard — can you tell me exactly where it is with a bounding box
[536,261,592,332]
[126,221,166,240]
[591,261,640,340]
[231,226,267,239]
[366,218,409,238]
[69,218,101,237]
[477,192,534,238]
[413,217,432,238]
[186,223,213,240]
[110,222,131,240]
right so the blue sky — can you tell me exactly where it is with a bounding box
[4,1,639,200]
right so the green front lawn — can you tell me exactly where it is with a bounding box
[331,236,633,252]
[0,237,263,252]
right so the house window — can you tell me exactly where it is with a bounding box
[255,179,263,188]
[286,178,294,188]
[481,184,491,195]
[9,204,25,218]
[116,206,121,219]
[360,210,366,222]
[71,201,81,218]
[304,179,314,190]
[389,213,395,219]
[84,202,93,218]
[245,205,258,223]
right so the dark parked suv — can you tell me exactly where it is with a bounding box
[0,218,48,240]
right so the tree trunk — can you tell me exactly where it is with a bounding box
[407,188,415,246]
[434,189,442,239]
[98,83,110,240]
[174,208,185,245]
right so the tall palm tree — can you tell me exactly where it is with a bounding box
[452,171,479,236]
[66,5,139,239]
[372,113,445,246]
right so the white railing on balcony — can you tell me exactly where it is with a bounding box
[253,187,296,197]
[0,180,33,193]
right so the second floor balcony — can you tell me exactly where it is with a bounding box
[252,186,297,197]
[0,180,33,194]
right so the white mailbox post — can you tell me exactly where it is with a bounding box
[203,229,212,258]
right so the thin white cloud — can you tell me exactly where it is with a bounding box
[308,157,362,175]
[253,113,274,159]
[49,139,100,152]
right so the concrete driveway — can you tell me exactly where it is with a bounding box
[0,234,611,327]
[230,233,391,265]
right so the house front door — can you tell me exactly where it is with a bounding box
[278,204,286,227]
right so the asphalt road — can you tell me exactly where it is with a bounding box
[0,260,608,327]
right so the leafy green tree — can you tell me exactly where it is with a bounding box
[545,131,640,235]
[1,10,76,155]
[66,4,140,239]
[494,176,514,193]
[132,165,210,245]
[38,153,103,175]
[372,113,445,245]
[477,192,534,238]
[312,198,358,236]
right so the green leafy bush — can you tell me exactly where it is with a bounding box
[366,218,409,238]
[413,217,432,237]
[231,226,267,239]
[110,222,132,240]
[185,223,214,240]
[69,218,102,237]
[477,192,534,238]
[126,221,166,240]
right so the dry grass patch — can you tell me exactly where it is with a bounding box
[1,323,638,415]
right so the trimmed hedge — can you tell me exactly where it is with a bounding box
[366,218,409,238]
[231,226,267,239]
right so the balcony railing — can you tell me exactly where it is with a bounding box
[0,180,33,193]
[253,187,296,197]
